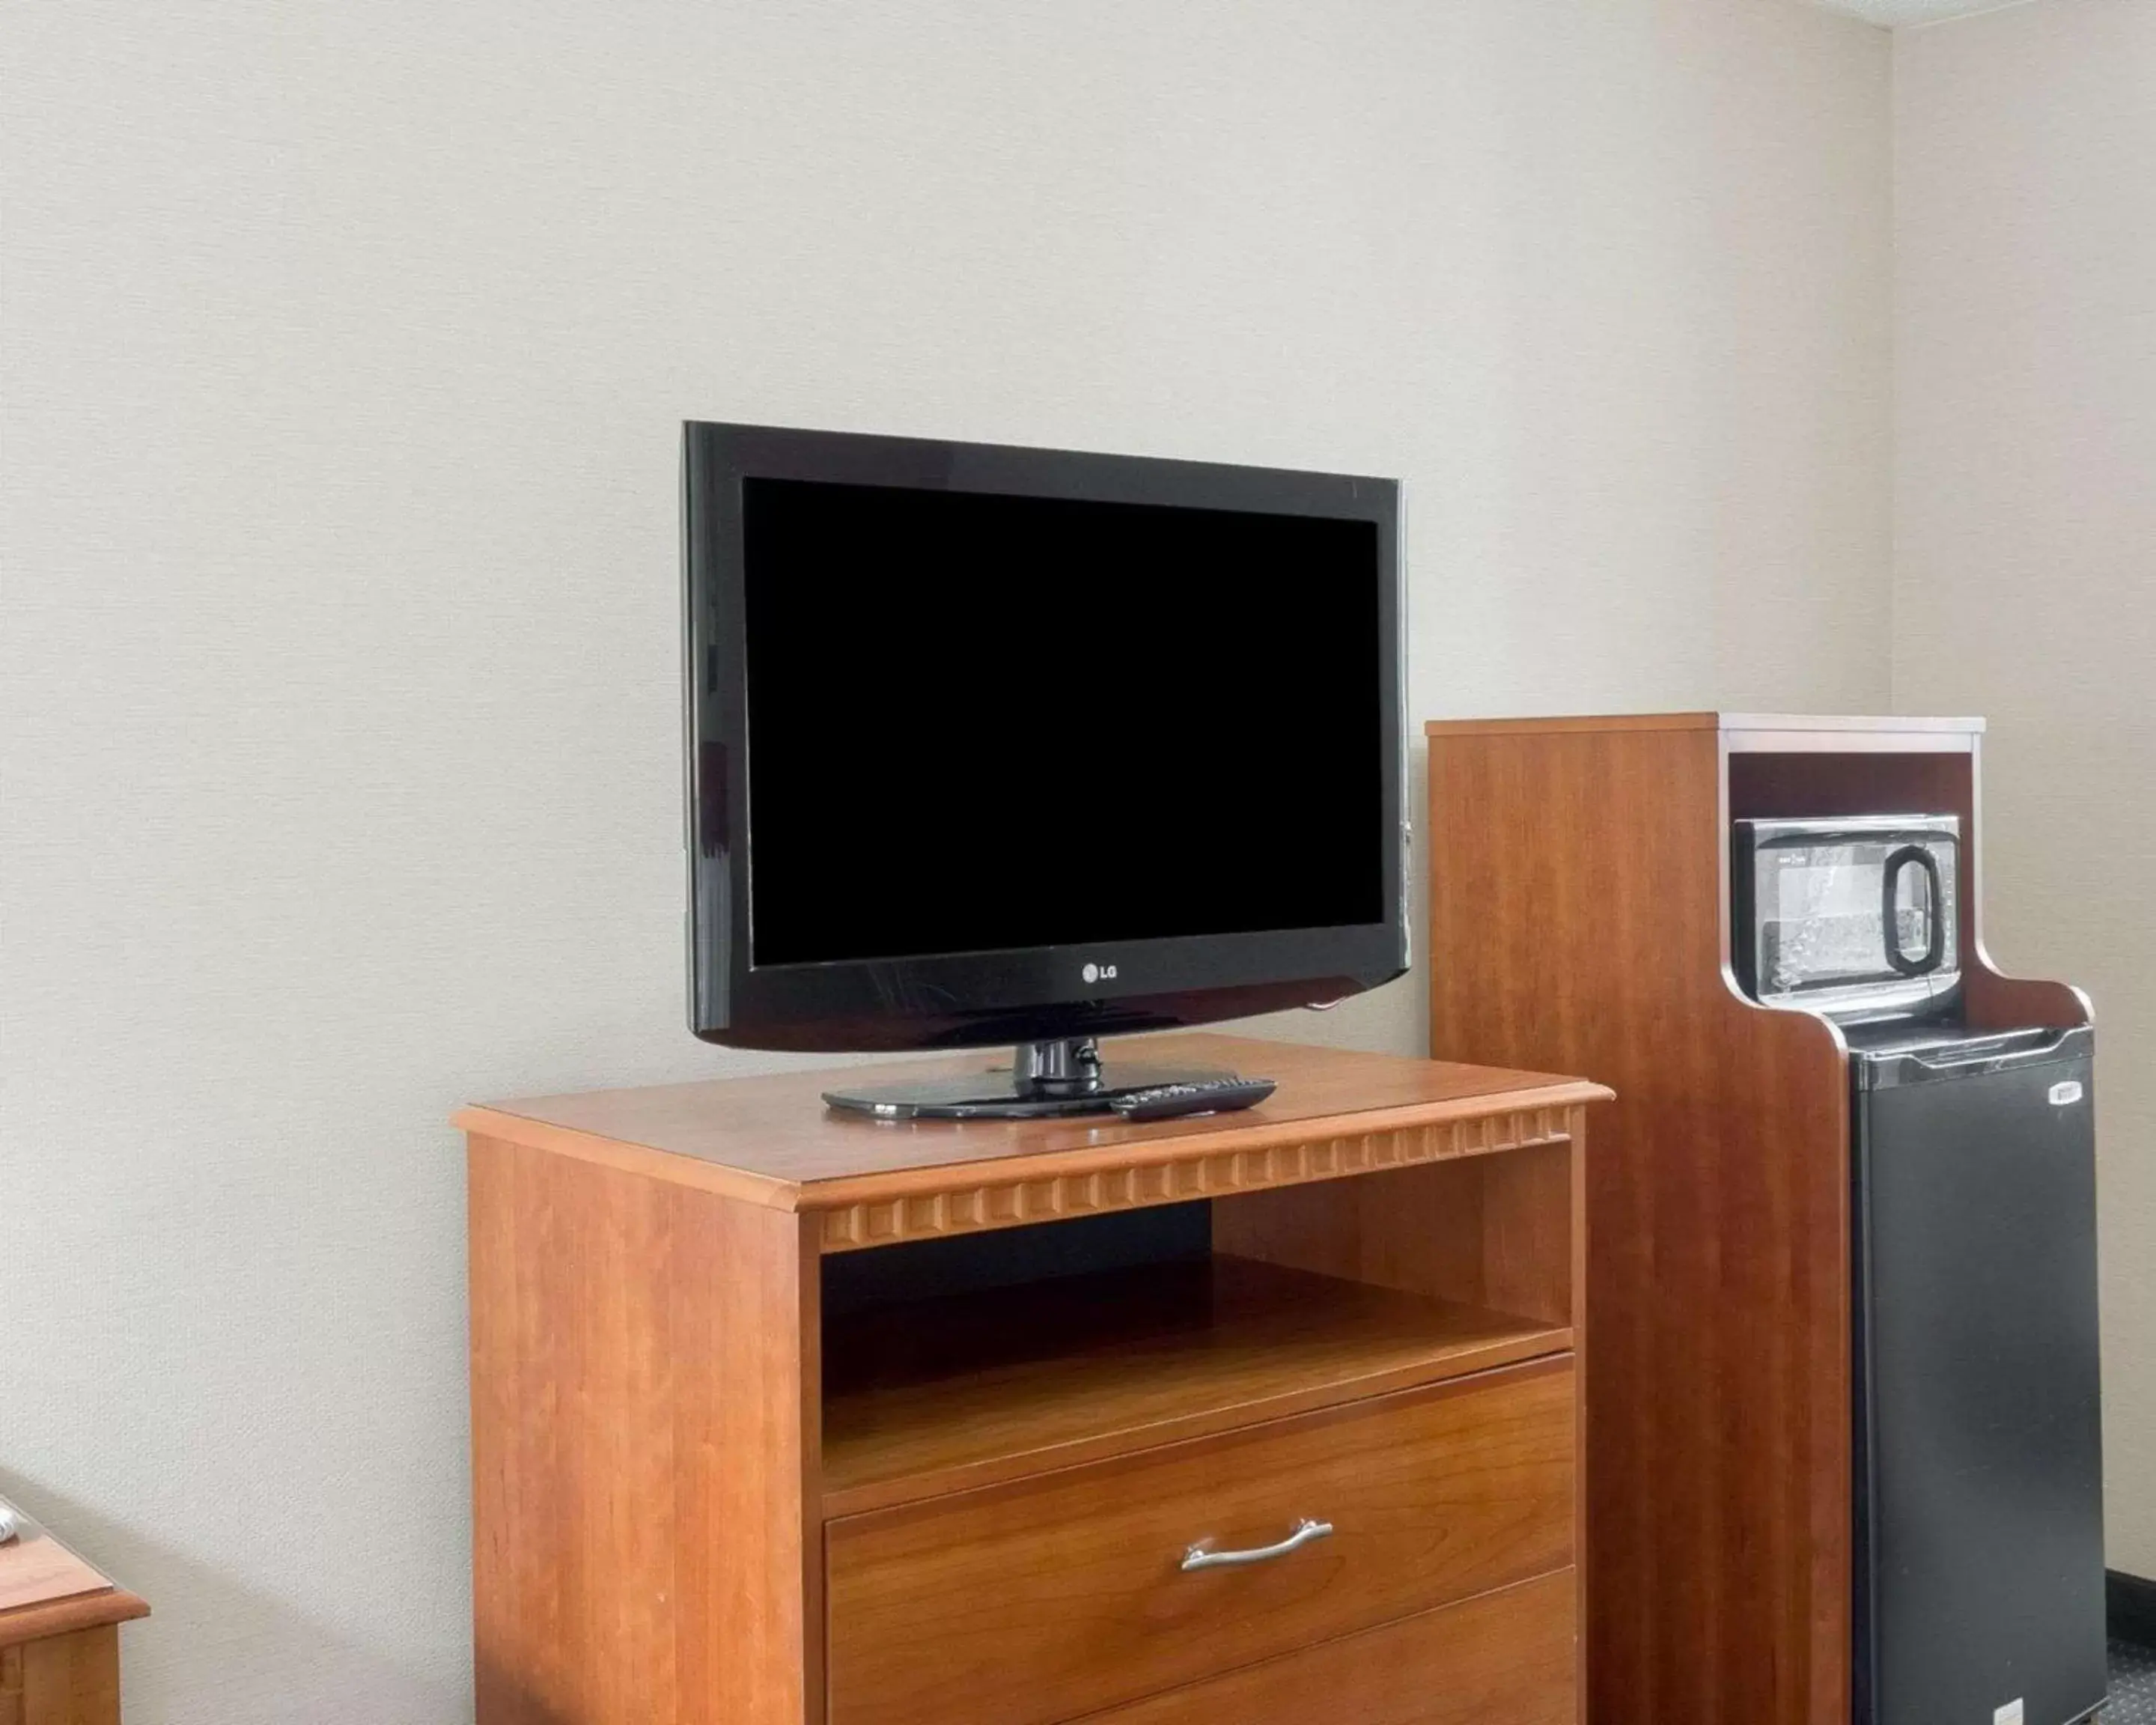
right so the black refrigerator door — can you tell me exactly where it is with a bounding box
[1855,1034,2105,1725]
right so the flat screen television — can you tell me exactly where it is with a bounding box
[682,422,1407,1116]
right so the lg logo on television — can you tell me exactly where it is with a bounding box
[1081,961,1118,985]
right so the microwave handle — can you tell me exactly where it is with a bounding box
[1881,845,1946,976]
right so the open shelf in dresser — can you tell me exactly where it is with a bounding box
[822,1250,1571,1516]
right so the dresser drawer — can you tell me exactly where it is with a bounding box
[1081,1568,1576,1725]
[825,1356,1574,1725]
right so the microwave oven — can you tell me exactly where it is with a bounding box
[1732,815,1961,1019]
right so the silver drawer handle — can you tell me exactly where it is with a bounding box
[1181,1518,1334,1572]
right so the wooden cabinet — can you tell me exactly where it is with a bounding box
[460,1034,1608,1725]
[0,1511,147,1725]
[1422,712,2089,1725]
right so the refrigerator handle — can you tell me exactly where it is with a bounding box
[1881,845,1946,978]
[1904,1029,2083,1072]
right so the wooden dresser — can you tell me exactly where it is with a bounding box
[0,1509,147,1725]
[457,1033,1609,1725]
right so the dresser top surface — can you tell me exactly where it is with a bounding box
[0,1507,149,1648]
[457,1035,1607,1209]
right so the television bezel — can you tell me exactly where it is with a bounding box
[683,421,1408,1052]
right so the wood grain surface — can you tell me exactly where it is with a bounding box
[0,1627,121,1725]
[825,1358,1574,1725]
[1075,1569,1577,1725]
[823,1253,1570,1515]
[468,1134,820,1725]
[0,1542,106,1631]
[1215,1136,1577,1327]
[457,1034,1604,1204]
[0,1527,144,1655]
[1428,721,1854,1725]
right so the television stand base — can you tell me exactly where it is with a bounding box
[821,1037,1234,1121]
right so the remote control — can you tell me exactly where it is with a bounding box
[1110,1077,1276,1122]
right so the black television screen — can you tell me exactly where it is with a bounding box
[741,477,1384,967]
[684,422,1406,1062]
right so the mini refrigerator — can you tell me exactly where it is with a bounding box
[1848,1023,2106,1725]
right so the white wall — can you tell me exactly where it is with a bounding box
[1,2,1889,1718]
[1894,0,2156,1577]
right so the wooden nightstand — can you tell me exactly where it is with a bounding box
[0,1509,147,1725]
[459,1034,1609,1725]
